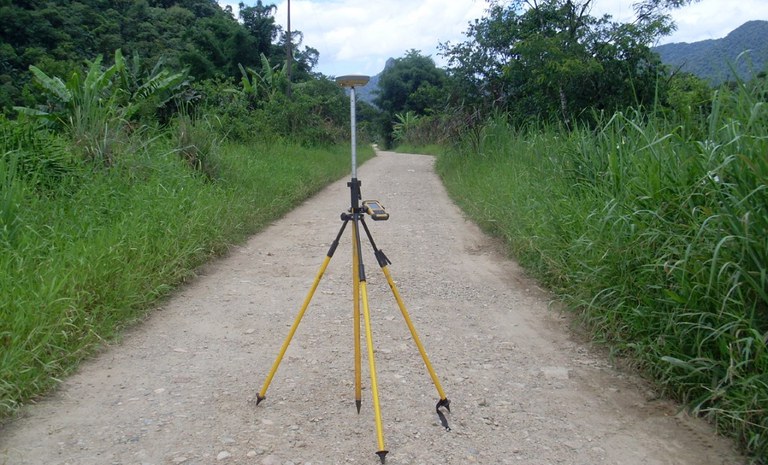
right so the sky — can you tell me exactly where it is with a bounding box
[219,0,768,78]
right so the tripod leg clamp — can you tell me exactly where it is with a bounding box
[374,249,391,268]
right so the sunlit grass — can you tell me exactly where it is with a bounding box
[0,127,373,418]
[436,82,767,461]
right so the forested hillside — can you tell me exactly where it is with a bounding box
[0,0,319,110]
[654,20,768,84]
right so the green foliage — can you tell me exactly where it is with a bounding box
[436,78,768,461]
[440,0,669,125]
[19,57,121,165]
[392,111,419,143]
[117,52,193,121]
[664,71,713,132]
[374,50,447,147]
[238,54,288,105]
[390,109,470,149]
[238,0,278,58]
[375,50,446,116]
[0,152,24,247]
[0,127,369,419]
[393,143,443,157]
[190,76,253,141]
[0,0,298,112]
[173,111,223,180]
[0,115,76,193]
[16,50,190,165]
[193,69,351,147]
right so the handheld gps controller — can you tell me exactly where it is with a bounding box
[362,200,389,221]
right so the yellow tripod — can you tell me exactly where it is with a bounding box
[255,76,450,464]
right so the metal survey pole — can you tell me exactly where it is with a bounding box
[336,75,368,179]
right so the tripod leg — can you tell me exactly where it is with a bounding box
[360,219,451,430]
[361,280,388,463]
[256,220,349,405]
[352,215,388,463]
[381,265,451,428]
[352,222,362,413]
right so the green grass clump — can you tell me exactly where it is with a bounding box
[0,119,372,418]
[436,82,767,461]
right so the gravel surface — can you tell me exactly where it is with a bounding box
[0,151,746,465]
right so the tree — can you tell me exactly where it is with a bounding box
[0,0,278,111]
[0,0,330,112]
[440,0,670,125]
[239,0,278,58]
[275,29,319,81]
[374,50,447,146]
[375,50,446,116]
[632,0,699,25]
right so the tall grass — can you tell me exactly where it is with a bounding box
[0,117,372,418]
[437,81,767,461]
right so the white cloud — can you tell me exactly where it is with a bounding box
[222,0,767,76]
[663,0,768,44]
[592,0,768,45]
[279,0,487,76]
[222,0,485,76]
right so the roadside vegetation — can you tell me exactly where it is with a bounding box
[0,6,373,419]
[2,0,766,462]
[386,1,767,462]
[436,79,767,460]
[0,132,366,417]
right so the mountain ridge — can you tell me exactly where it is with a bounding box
[653,20,768,84]
[357,20,767,103]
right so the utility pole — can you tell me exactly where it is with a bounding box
[286,0,292,98]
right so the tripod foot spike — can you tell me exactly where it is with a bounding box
[256,394,266,406]
[355,400,362,414]
[436,398,451,431]
[376,450,388,464]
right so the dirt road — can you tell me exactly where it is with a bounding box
[0,151,745,465]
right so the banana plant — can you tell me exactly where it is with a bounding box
[16,49,191,123]
[238,53,287,105]
[116,51,192,119]
[15,50,190,164]
[16,55,116,123]
[14,55,123,163]
[392,111,420,142]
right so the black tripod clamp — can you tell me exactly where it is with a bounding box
[348,177,362,212]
